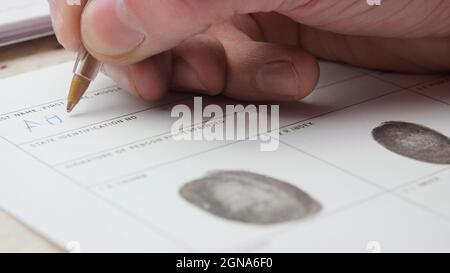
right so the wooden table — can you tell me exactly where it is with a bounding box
[0,36,76,252]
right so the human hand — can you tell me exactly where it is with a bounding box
[48,0,450,102]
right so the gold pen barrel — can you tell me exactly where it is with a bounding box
[66,49,102,112]
[73,49,101,81]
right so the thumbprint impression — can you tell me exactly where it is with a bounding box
[372,121,450,164]
[179,170,322,225]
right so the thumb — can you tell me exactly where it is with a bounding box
[80,0,299,64]
[81,0,450,65]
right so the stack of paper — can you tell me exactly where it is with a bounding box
[0,0,52,47]
[0,60,449,252]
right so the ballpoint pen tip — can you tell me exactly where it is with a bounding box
[66,101,77,113]
[66,74,90,114]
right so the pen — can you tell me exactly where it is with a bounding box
[66,49,102,112]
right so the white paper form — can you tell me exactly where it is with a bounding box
[0,61,449,252]
[0,0,52,46]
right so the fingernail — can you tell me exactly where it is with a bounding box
[48,0,82,51]
[83,0,145,57]
[256,61,300,96]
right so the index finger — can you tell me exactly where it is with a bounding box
[48,0,87,51]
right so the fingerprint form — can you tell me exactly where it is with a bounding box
[179,170,322,225]
[372,121,450,164]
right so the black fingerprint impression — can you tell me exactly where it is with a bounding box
[179,170,322,225]
[372,121,450,164]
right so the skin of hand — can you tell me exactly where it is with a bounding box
[48,0,450,102]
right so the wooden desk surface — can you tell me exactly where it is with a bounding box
[0,36,76,252]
